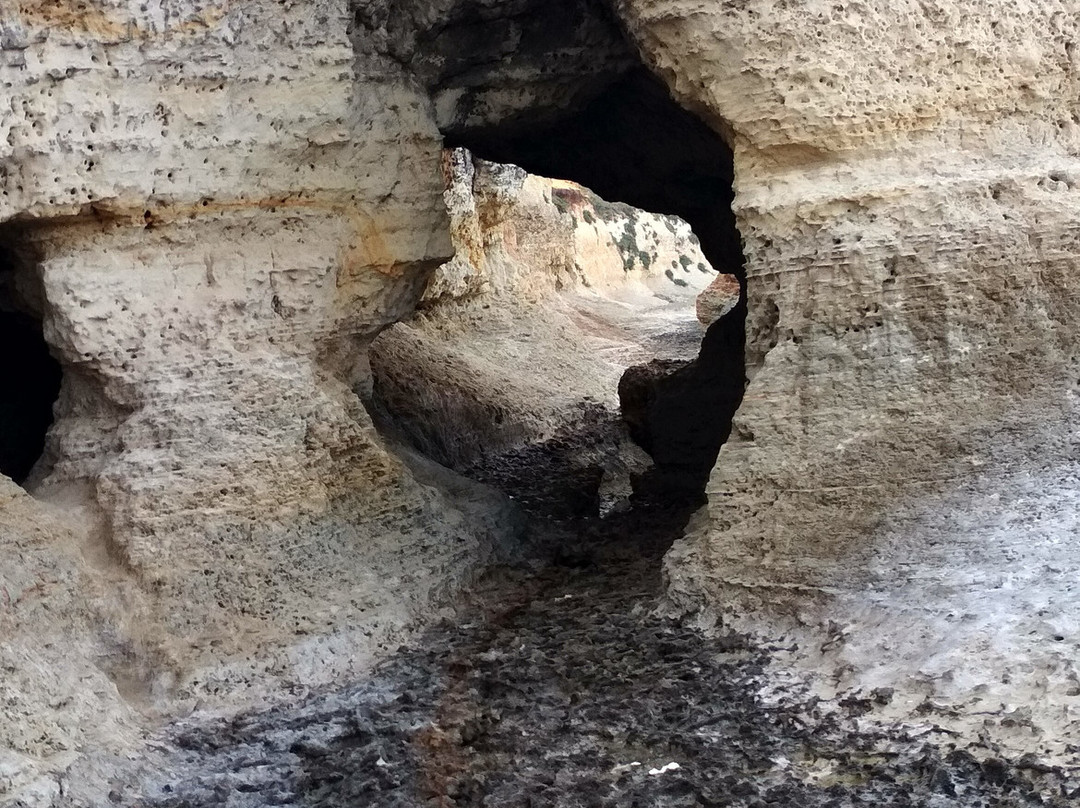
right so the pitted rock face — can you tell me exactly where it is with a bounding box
[607,0,1080,762]
[370,148,721,502]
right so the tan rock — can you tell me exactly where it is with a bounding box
[0,4,488,797]
[3,0,1080,792]
[695,272,740,327]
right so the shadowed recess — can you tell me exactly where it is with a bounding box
[0,245,62,485]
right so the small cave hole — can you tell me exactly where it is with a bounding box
[0,243,62,486]
[359,6,749,564]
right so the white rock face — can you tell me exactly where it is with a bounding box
[428,148,719,306]
[613,0,1080,757]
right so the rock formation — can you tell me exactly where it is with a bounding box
[4,0,1080,799]
[0,0,729,792]
[370,148,729,516]
[609,0,1080,759]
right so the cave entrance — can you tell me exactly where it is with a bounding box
[359,0,747,558]
[0,242,62,486]
[443,67,747,509]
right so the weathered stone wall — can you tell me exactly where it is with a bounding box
[6,0,1080,795]
[0,5,727,796]
[613,0,1080,752]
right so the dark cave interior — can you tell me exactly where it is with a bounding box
[0,245,62,486]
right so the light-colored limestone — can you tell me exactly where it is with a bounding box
[372,148,726,474]
[613,0,1080,762]
[0,2,480,799]
[5,0,1080,796]
[0,1,722,792]
[427,148,719,306]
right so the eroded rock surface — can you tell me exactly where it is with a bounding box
[604,0,1080,764]
[369,148,728,514]
[5,0,1080,801]
[0,1,731,791]
[0,3,518,798]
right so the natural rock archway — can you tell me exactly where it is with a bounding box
[444,68,749,501]
[366,149,740,568]
[4,1,1080,799]
[357,2,749,502]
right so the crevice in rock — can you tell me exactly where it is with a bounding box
[0,238,62,486]
[363,145,737,566]
[350,0,749,546]
[443,67,748,504]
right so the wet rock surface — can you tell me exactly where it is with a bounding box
[139,541,1074,808]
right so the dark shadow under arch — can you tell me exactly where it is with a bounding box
[0,245,62,485]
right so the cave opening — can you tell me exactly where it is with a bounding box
[0,242,62,486]
[441,68,747,517]
[358,0,747,559]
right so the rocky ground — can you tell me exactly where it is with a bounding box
[128,459,1077,807]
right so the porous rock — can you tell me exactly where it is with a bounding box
[611,0,1080,759]
[4,0,1080,797]
[0,2,493,798]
